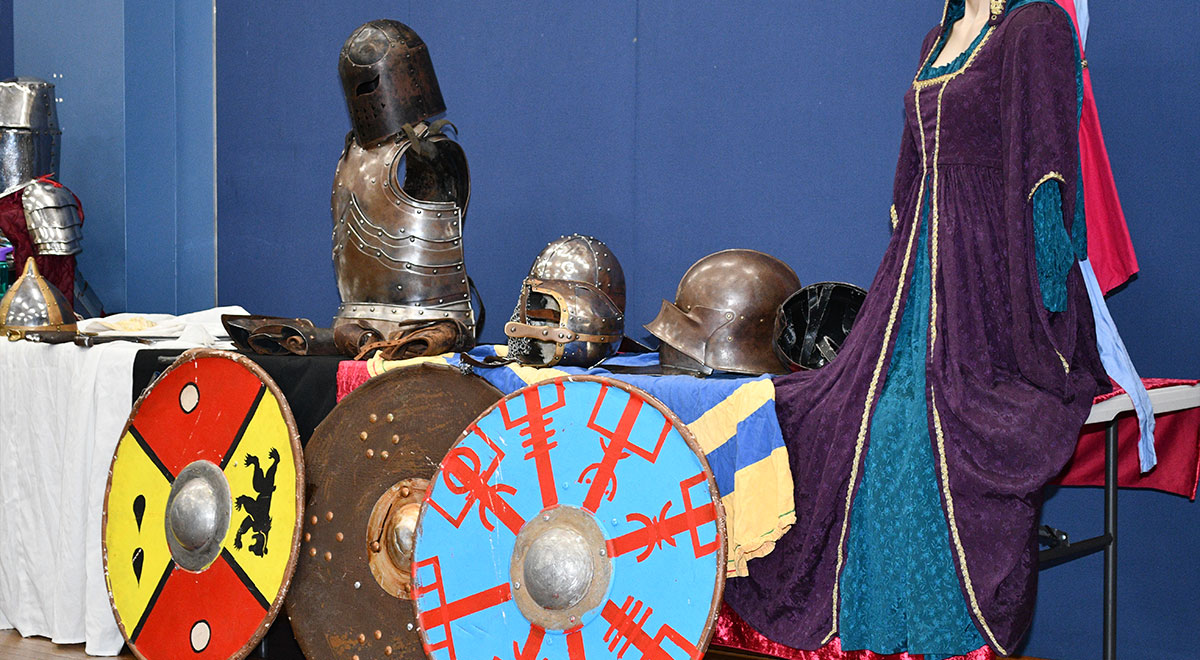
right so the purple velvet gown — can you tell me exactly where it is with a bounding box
[724,1,1109,655]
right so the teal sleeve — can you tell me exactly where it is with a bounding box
[1031,179,1074,313]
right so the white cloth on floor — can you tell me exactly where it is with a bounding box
[0,306,247,655]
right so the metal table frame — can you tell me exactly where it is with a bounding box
[1038,384,1200,660]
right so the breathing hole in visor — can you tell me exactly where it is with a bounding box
[356,76,381,96]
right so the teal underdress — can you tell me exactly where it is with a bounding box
[837,186,987,658]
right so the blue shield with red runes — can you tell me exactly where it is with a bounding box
[412,376,726,660]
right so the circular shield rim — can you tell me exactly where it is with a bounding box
[410,374,728,658]
[286,360,503,660]
[101,348,305,660]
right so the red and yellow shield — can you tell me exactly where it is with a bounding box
[103,349,303,660]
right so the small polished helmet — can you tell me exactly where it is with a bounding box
[774,281,867,371]
[0,257,76,334]
[338,20,446,147]
[645,249,800,376]
[505,235,625,367]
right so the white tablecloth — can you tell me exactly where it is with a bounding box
[0,307,243,655]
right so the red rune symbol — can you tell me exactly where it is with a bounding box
[578,384,670,512]
[606,472,719,562]
[501,381,567,509]
[600,596,701,660]
[427,426,526,535]
[498,624,546,660]
[415,555,513,660]
[566,626,587,660]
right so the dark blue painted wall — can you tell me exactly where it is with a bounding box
[0,1,12,79]
[12,0,214,315]
[216,2,1200,658]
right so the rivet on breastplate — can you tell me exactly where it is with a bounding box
[405,264,411,270]
[416,209,422,214]
[453,240,459,246]
[370,178,376,184]
[437,212,442,217]
[400,227,405,232]
[410,237,415,243]
[433,269,438,274]
[456,265,462,271]
[419,310,424,315]
[444,312,450,317]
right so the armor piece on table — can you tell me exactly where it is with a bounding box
[286,363,502,660]
[412,377,726,659]
[0,77,60,196]
[222,314,341,356]
[775,281,868,371]
[339,20,446,147]
[22,179,82,255]
[332,121,473,357]
[102,349,304,660]
[505,234,625,367]
[645,249,801,377]
[0,257,75,334]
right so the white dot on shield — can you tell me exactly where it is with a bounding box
[190,620,210,653]
[180,383,200,414]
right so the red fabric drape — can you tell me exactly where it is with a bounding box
[1054,0,1139,292]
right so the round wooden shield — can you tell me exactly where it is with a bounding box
[412,376,727,660]
[102,349,304,660]
[286,362,503,660]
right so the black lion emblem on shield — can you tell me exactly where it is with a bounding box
[233,447,279,557]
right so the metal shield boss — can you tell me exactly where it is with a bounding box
[413,376,727,660]
[102,350,304,660]
[286,363,502,660]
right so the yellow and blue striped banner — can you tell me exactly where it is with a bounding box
[366,346,795,577]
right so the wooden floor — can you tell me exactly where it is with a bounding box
[0,629,1053,660]
[0,629,134,659]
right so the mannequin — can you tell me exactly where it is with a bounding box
[724,1,1113,656]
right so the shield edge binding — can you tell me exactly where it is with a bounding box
[101,348,305,660]
[409,373,728,658]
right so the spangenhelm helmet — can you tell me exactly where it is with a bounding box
[645,249,800,376]
[774,281,867,371]
[338,20,447,147]
[505,235,625,367]
[0,257,76,334]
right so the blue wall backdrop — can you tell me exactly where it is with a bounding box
[12,0,214,314]
[215,4,1199,657]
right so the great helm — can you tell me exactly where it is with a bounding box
[505,235,625,368]
[0,257,76,335]
[645,249,800,376]
[774,281,867,371]
[338,19,446,147]
[0,77,60,195]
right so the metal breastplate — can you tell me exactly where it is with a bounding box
[22,180,82,255]
[331,128,473,341]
